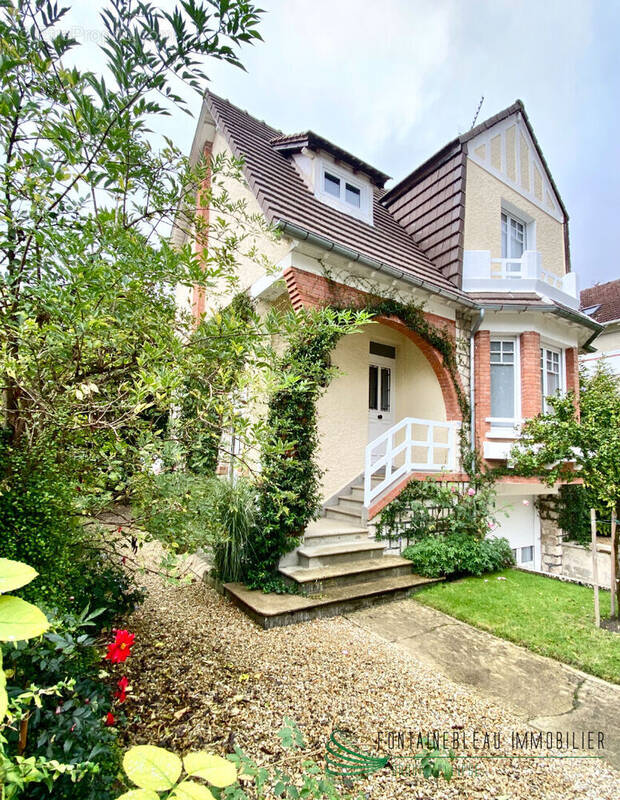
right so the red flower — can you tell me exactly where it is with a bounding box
[105,712,116,726]
[105,629,135,663]
[115,676,130,703]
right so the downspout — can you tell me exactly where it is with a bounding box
[469,309,485,451]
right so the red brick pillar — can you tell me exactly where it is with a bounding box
[520,331,542,419]
[474,330,491,451]
[565,347,580,419]
[191,141,212,323]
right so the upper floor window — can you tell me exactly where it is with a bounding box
[315,159,372,223]
[541,346,562,412]
[501,211,527,269]
[490,338,518,422]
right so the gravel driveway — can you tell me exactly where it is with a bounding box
[120,559,619,800]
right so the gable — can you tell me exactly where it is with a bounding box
[465,111,564,223]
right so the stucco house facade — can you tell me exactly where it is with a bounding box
[178,93,602,600]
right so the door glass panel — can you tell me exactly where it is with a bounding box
[368,365,378,410]
[380,367,391,412]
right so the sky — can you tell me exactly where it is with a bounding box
[60,0,620,289]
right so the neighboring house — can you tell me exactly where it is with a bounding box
[580,279,620,375]
[177,94,602,605]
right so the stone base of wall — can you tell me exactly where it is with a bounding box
[537,494,612,588]
[560,542,611,589]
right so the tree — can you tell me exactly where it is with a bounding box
[0,0,265,483]
[510,363,620,617]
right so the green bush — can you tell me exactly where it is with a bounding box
[0,436,144,622]
[402,534,515,578]
[208,477,257,583]
[556,484,609,546]
[3,607,121,800]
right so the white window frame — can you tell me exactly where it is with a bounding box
[315,158,373,224]
[540,343,565,413]
[501,210,527,260]
[488,336,521,427]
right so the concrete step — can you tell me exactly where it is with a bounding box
[350,486,365,501]
[297,540,385,569]
[303,517,368,547]
[223,573,442,629]
[324,505,363,523]
[280,555,415,594]
[336,495,365,514]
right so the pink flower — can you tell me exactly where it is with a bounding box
[522,499,530,506]
[467,488,476,496]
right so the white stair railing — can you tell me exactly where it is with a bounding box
[364,417,460,508]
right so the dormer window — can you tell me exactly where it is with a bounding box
[323,170,362,209]
[315,160,372,223]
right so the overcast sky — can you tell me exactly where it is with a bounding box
[63,0,619,289]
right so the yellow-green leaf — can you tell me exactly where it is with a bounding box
[183,753,237,788]
[116,790,160,800]
[0,596,49,642]
[123,745,182,791]
[0,559,38,594]
[170,781,214,800]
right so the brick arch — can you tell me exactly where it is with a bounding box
[376,315,463,422]
[282,266,464,422]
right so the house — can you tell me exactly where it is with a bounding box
[580,279,620,375]
[177,93,602,619]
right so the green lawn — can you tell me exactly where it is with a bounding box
[414,569,620,684]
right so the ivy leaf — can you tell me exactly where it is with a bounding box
[123,745,183,791]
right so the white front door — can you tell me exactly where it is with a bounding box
[368,346,395,462]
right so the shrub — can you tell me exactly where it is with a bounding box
[208,477,258,583]
[402,534,515,578]
[3,607,121,800]
[0,436,144,623]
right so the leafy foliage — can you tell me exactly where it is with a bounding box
[556,484,609,546]
[510,364,620,512]
[2,607,121,800]
[375,477,498,545]
[249,308,370,586]
[402,534,515,578]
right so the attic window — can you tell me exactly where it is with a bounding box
[316,160,372,223]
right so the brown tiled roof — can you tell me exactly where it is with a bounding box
[580,279,620,324]
[469,292,601,330]
[206,92,471,301]
[270,131,390,187]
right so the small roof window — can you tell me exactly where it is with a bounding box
[315,160,372,224]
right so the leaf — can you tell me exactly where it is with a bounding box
[116,791,160,800]
[0,596,50,641]
[0,558,39,593]
[170,781,215,800]
[183,753,237,787]
[123,745,182,791]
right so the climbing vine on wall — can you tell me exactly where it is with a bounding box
[250,295,479,588]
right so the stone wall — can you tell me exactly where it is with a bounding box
[537,494,612,587]
[537,494,563,573]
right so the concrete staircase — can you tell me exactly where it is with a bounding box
[222,475,440,628]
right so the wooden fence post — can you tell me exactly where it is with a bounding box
[590,508,600,628]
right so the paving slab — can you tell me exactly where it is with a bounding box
[347,598,620,770]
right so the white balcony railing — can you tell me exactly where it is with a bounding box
[463,250,579,309]
[364,417,460,508]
